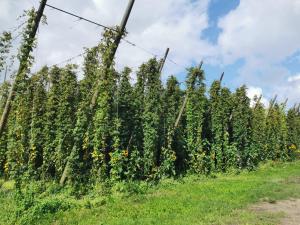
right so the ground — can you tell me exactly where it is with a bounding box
[0,161,300,225]
[251,199,300,225]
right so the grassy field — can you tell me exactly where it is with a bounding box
[1,161,300,225]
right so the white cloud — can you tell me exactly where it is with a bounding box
[287,74,300,82]
[218,0,300,64]
[217,0,300,106]
[246,86,269,107]
[0,0,215,80]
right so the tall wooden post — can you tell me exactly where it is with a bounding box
[219,72,224,83]
[0,0,48,136]
[3,66,8,82]
[159,48,169,73]
[174,61,203,129]
[90,0,135,108]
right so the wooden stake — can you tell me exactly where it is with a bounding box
[159,48,169,73]
[219,72,224,83]
[90,0,135,108]
[174,61,203,129]
[3,66,7,82]
[0,0,48,136]
[253,95,262,110]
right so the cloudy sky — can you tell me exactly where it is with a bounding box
[0,0,299,106]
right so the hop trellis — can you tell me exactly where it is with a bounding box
[0,4,299,186]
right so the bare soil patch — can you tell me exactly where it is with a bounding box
[251,199,300,225]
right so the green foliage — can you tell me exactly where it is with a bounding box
[92,56,117,180]
[0,31,12,72]
[160,76,183,176]
[185,66,207,173]
[1,6,299,189]
[209,82,235,172]
[54,65,78,178]
[286,105,300,158]
[265,103,289,161]
[250,96,266,166]
[0,81,11,176]
[28,67,48,177]
[231,86,252,168]
[141,58,163,177]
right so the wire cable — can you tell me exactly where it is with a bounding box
[45,4,118,32]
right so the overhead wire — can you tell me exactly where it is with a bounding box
[27,3,187,73]
[45,3,118,32]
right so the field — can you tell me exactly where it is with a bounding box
[1,161,299,225]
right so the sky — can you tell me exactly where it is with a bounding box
[0,0,299,107]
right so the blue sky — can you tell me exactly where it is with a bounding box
[203,0,240,44]
[0,0,299,106]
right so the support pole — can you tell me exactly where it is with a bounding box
[253,95,262,110]
[4,66,7,82]
[90,0,135,108]
[0,0,48,136]
[174,61,203,129]
[267,95,277,116]
[219,72,224,83]
[159,48,169,73]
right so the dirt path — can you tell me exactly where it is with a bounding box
[251,199,300,225]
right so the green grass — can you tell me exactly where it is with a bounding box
[1,161,300,225]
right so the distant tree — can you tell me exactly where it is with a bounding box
[185,66,207,173]
[142,58,162,177]
[231,86,252,168]
[249,96,266,167]
[0,81,11,176]
[160,76,183,176]
[28,67,48,177]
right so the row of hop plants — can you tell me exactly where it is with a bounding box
[0,8,299,187]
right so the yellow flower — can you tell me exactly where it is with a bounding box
[4,162,9,173]
[91,151,99,159]
[171,153,177,161]
[122,149,129,157]
[289,144,297,151]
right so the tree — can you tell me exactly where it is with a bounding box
[28,67,48,177]
[286,105,300,158]
[265,102,288,161]
[0,81,11,175]
[160,76,183,176]
[43,66,61,178]
[209,82,234,171]
[249,95,266,166]
[142,58,162,177]
[231,86,251,168]
[91,29,118,181]
[185,66,207,172]
[53,65,78,178]
[0,31,12,73]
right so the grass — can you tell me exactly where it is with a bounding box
[1,161,300,225]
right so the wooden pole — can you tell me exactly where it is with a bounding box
[0,0,48,136]
[253,95,262,110]
[3,66,7,82]
[90,0,135,108]
[174,61,203,129]
[219,72,224,83]
[159,48,169,73]
[60,0,135,185]
[267,95,277,116]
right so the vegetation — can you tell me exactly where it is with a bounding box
[0,161,300,225]
[0,6,299,186]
